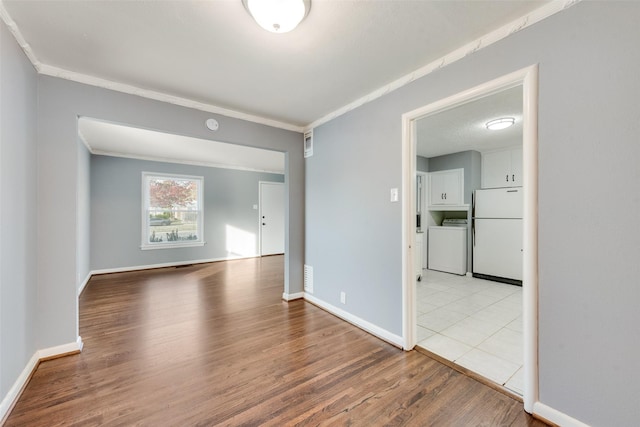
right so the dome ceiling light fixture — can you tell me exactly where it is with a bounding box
[242,0,311,34]
[485,117,516,130]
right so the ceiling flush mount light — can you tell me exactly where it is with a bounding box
[243,0,310,34]
[486,117,515,131]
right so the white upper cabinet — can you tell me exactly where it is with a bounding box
[510,147,523,186]
[428,168,464,206]
[482,147,523,188]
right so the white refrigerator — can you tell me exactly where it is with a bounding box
[472,188,523,284]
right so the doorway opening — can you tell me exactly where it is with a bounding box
[77,116,288,293]
[402,65,538,412]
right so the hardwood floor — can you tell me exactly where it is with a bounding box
[5,256,547,426]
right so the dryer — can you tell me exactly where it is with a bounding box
[428,219,467,275]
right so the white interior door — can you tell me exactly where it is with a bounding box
[259,182,285,256]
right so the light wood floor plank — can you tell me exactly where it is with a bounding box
[5,256,547,426]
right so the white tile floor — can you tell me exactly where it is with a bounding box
[416,269,523,394]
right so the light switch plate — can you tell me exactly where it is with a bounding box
[390,188,399,202]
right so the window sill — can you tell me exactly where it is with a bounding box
[140,241,206,250]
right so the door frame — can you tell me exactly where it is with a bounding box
[258,181,285,256]
[401,64,539,412]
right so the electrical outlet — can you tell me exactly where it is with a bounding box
[340,291,346,304]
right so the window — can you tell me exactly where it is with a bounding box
[142,172,204,249]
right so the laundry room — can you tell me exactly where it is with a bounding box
[415,86,523,284]
[413,84,526,394]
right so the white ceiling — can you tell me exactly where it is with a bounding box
[416,85,523,159]
[2,0,558,169]
[78,117,285,174]
[2,0,552,129]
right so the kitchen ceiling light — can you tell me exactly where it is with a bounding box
[243,0,310,34]
[486,117,515,130]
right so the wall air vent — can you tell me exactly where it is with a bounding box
[304,131,313,158]
[304,264,313,293]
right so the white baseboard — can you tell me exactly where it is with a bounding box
[282,292,304,301]
[91,254,256,276]
[0,336,83,423]
[533,401,590,427]
[0,352,39,423]
[38,336,84,360]
[77,272,91,296]
[303,294,404,348]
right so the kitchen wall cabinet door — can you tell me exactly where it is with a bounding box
[482,147,522,188]
[428,168,463,206]
[509,148,523,187]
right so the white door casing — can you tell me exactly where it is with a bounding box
[401,64,538,413]
[259,181,285,256]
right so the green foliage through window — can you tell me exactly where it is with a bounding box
[143,172,203,248]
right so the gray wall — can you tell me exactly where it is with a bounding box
[0,21,38,400]
[306,3,640,426]
[76,140,91,294]
[36,76,304,350]
[90,155,284,270]
[416,155,429,172]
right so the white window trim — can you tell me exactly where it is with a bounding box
[141,171,205,250]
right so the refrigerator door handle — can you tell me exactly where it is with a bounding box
[472,220,476,247]
[471,191,475,218]
[471,190,476,248]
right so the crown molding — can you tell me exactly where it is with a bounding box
[36,63,304,133]
[304,0,581,132]
[0,2,40,69]
[2,0,580,134]
[88,148,285,175]
[0,2,303,134]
